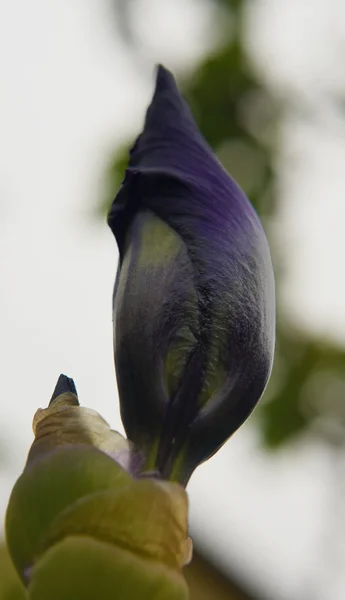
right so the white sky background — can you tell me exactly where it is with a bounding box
[1,1,345,599]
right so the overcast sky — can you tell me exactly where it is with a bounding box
[1,1,345,599]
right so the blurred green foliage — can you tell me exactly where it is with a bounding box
[105,0,345,450]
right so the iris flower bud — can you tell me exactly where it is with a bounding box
[6,375,191,598]
[108,65,275,486]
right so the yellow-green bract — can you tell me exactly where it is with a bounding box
[5,379,191,600]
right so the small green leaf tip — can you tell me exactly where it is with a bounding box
[49,373,78,405]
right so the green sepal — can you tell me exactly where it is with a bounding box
[6,445,131,581]
[38,479,191,571]
[28,536,189,600]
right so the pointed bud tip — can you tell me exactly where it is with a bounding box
[49,374,78,406]
[154,64,177,93]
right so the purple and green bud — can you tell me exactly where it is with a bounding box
[108,65,275,486]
